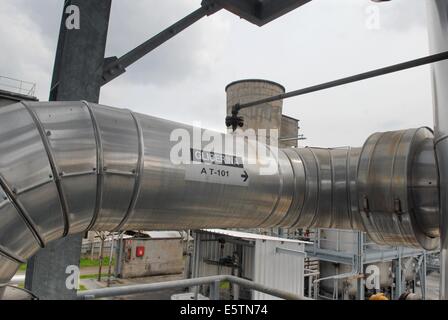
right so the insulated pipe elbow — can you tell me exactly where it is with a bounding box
[357,127,440,249]
[0,101,301,286]
[0,101,441,293]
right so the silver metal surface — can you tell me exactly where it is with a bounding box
[410,136,439,239]
[0,103,65,245]
[28,101,97,234]
[278,148,306,227]
[0,184,40,260]
[357,128,439,250]
[90,105,140,231]
[0,101,442,293]
[427,0,448,300]
[124,115,286,230]
[282,147,362,230]
[0,254,19,287]
[257,148,295,228]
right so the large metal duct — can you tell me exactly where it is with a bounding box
[0,101,440,294]
[357,128,439,250]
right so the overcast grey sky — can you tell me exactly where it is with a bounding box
[0,0,433,147]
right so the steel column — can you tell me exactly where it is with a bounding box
[422,253,427,300]
[356,232,365,300]
[210,280,221,300]
[192,231,201,299]
[426,0,448,300]
[395,253,403,299]
[24,0,111,299]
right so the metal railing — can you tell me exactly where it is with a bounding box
[0,76,36,96]
[304,269,320,298]
[77,275,313,300]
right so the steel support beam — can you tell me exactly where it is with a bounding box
[305,247,355,265]
[25,0,111,300]
[101,2,221,85]
[214,0,311,26]
[426,0,448,300]
[363,248,424,264]
[192,231,201,299]
[421,253,427,300]
[394,254,403,299]
[356,232,365,300]
[276,247,307,257]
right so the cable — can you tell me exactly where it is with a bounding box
[226,51,448,130]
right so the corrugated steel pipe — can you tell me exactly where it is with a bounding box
[0,101,440,295]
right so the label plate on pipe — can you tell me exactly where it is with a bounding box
[185,149,249,186]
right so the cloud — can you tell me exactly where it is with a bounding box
[0,0,435,148]
[104,0,231,86]
[0,0,61,99]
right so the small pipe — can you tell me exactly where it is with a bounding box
[279,136,306,142]
[77,275,311,300]
[313,260,359,300]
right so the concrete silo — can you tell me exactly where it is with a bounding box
[225,79,285,145]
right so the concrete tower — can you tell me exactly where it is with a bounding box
[226,79,299,148]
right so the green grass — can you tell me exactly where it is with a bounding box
[18,282,88,291]
[79,257,115,268]
[80,273,109,279]
[17,258,114,272]
[220,280,230,289]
